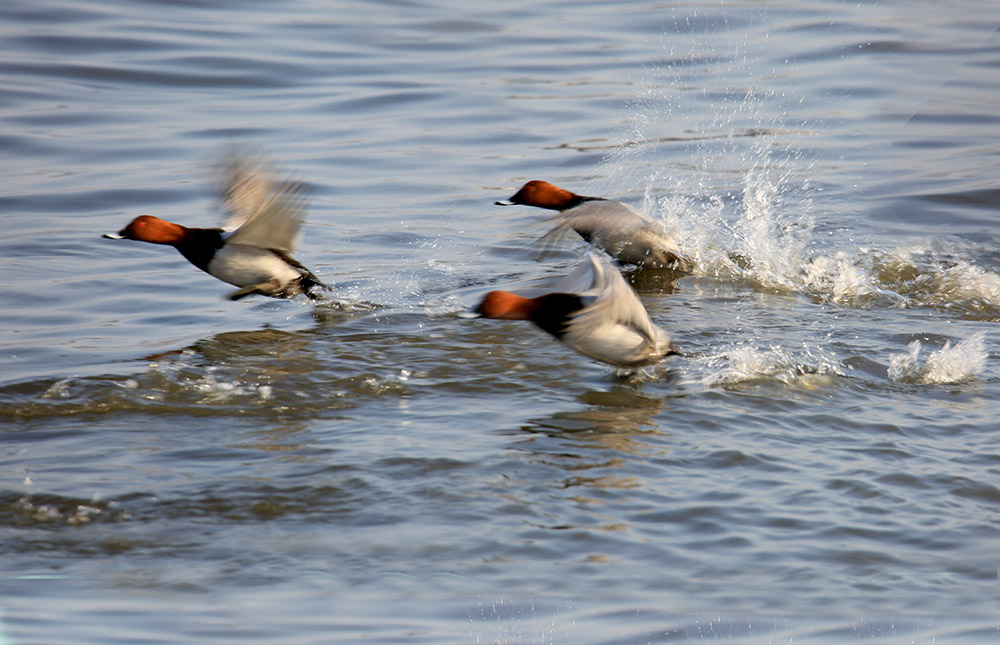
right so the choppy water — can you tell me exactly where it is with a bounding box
[2,1,999,642]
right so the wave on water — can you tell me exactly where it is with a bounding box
[650,168,1000,321]
[801,244,1000,317]
[887,331,988,385]
[686,330,988,388]
[696,342,846,388]
[4,491,125,527]
[598,39,1000,322]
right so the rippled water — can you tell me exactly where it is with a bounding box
[2,1,999,642]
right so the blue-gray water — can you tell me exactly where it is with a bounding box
[2,1,999,642]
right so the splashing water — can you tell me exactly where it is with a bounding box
[699,342,846,387]
[600,40,1000,322]
[599,25,826,293]
[645,140,1000,319]
[800,245,1000,316]
[588,33,997,391]
[888,332,988,384]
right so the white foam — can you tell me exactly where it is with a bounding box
[193,368,273,402]
[607,57,1000,320]
[423,292,468,317]
[888,331,988,384]
[801,250,908,307]
[42,379,73,399]
[699,343,845,387]
[919,261,1000,309]
[653,181,1000,317]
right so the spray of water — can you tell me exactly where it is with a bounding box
[596,18,995,386]
[700,342,846,387]
[888,331,988,384]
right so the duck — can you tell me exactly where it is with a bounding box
[103,158,329,301]
[496,180,691,271]
[472,254,676,368]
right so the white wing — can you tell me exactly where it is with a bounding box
[548,199,656,236]
[544,252,603,293]
[217,155,276,232]
[563,255,669,363]
[532,221,585,259]
[543,200,687,269]
[224,178,310,254]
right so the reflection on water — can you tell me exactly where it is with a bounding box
[521,388,665,456]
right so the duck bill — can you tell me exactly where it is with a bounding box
[494,199,515,206]
[102,232,127,239]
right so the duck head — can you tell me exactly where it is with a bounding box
[103,215,187,245]
[495,180,578,210]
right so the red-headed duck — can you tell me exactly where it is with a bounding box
[496,180,691,271]
[472,254,676,368]
[104,159,329,301]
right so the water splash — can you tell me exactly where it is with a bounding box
[888,331,988,384]
[603,44,1000,322]
[11,494,126,526]
[801,250,906,307]
[149,360,275,404]
[699,342,846,387]
[801,244,1000,317]
[651,154,1000,319]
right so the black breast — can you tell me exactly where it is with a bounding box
[529,293,584,340]
[175,229,226,273]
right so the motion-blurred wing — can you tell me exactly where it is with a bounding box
[225,179,310,254]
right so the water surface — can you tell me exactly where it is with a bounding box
[1,1,999,642]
